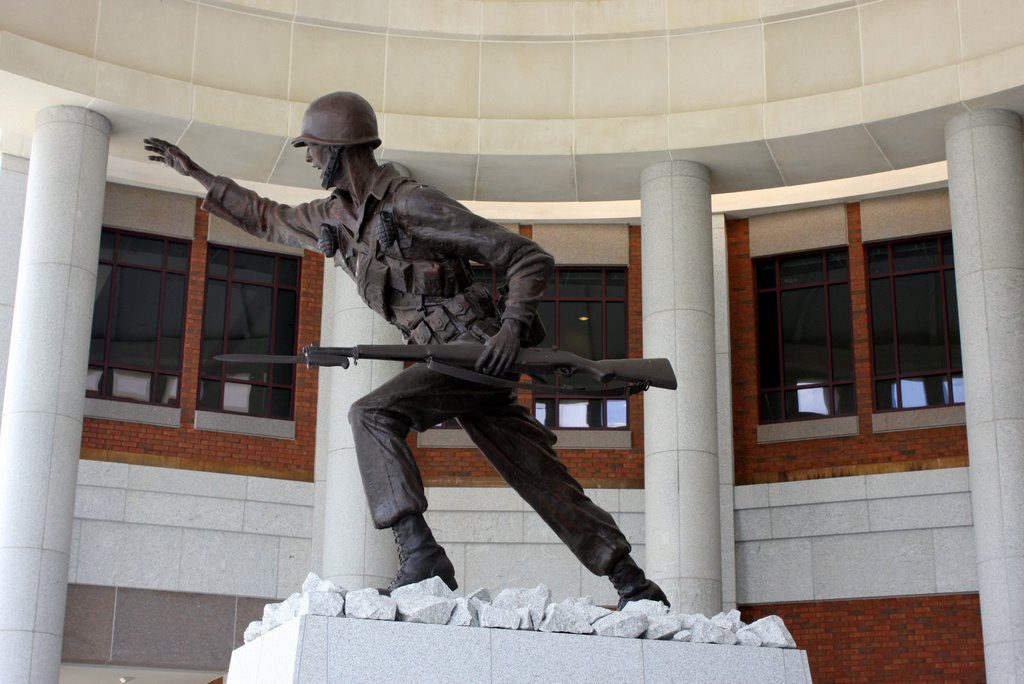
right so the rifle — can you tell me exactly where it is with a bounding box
[215,343,677,397]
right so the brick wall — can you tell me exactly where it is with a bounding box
[413,224,646,488]
[728,204,968,485]
[81,203,322,481]
[740,595,984,683]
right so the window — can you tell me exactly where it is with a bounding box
[534,268,629,429]
[199,246,300,418]
[755,250,854,422]
[87,228,189,405]
[867,235,962,411]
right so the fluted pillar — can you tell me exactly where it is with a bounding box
[0,106,110,684]
[946,108,1024,683]
[640,160,721,615]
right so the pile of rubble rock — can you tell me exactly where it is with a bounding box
[244,573,796,649]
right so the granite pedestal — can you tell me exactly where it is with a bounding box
[228,615,812,683]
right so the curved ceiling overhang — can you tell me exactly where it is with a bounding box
[1,0,1023,203]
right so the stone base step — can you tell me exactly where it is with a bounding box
[228,615,813,683]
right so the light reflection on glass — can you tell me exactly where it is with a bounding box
[795,386,829,415]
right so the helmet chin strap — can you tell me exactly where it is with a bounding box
[320,146,343,190]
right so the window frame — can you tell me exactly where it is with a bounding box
[534,265,630,430]
[198,244,301,420]
[753,247,856,424]
[87,226,191,407]
[865,233,962,413]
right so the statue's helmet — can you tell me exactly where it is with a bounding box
[291,92,381,149]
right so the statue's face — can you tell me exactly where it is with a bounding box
[304,143,330,171]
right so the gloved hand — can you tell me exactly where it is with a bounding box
[318,224,338,257]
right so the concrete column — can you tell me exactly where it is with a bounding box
[946,109,1024,683]
[318,266,401,589]
[0,106,110,684]
[640,160,721,615]
[0,155,29,421]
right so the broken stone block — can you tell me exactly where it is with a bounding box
[690,616,738,645]
[744,615,797,648]
[493,585,551,628]
[672,629,692,642]
[344,588,397,621]
[262,592,303,631]
[447,597,479,627]
[593,611,649,639]
[466,587,491,603]
[394,593,456,625]
[736,629,763,647]
[711,609,744,633]
[298,590,344,618]
[677,613,706,630]
[621,599,670,617]
[243,620,265,644]
[538,603,595,635]
[557,597,612,625]
[390,576,455,601]
[643,614,685,640]
[480,603,532,630]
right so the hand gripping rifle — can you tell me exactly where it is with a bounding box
[216,343,677,397]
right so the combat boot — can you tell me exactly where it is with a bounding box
[387,513,458,593]
[609,555,669,610]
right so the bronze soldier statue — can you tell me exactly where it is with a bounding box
[145,91,668,609]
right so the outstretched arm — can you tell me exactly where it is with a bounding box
[144,138,215,191]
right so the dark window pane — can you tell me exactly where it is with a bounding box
[201,281,227,376]
[99,231,115,261]
[208,248,229,278]
[159,273,185,371]
[538,302,555,346]
[109,268,161,368]
[559,302,603,359]
[606,303,626,359]
[271,389,292,418]
[234,251,276,283]
[894,273,946,373]
[227,284,272,352]
[559,399,603,428]
[607,399,627,428]
[756,292,780,389]
[156,375,179,404]
[279,257,298,287]
[535,399,555,427]
[942,235,954,266]
[827,252,848,281]
[167,242,189,272]
[274,291,297,355]
[198,379,221,410]
[755,261,776,289]
[829,283,853,381]
[875,379,897,410]
[867,245,889,274]
[90,264,112,363]
[893,239,939,272]
[606,271,626,299]
[558,270,602,298]
[785,387,830,417]
[870,279,896,376]
[761,392,783,421]
[118,235,164,268]
[779,254,822,286]
[945,271,961,369]
[780,288,828,386]
[833,384,856,416]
